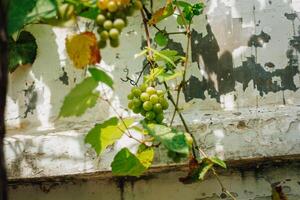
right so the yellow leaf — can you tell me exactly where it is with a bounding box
[66,32,101,69]
[148,1,175,25]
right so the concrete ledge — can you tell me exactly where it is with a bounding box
[5,105,300,180]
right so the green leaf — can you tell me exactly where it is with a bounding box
[85,117,134,155]
[136,144,154,169]
[26,0,58,22]
[198,161,214,180]
[209,157,227,169]
[143,123,189,155]
[79,7,99,20]
[8,0,38,35]
[8,31,38,72]
[152,49,182,67]
[111,148,147,177]
[88,67,114,89]
[154,31,169,47]
[59,77,99,117]
[157,70,183,83]
[144,66,165,83]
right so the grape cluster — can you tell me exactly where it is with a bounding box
[127,84,169,124]
[96,0,142,48]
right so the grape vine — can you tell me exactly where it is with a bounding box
[6,0,238,199]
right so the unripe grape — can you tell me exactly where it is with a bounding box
[156,113,164,123]
[96,14,106,25]
[143,101,153,111]
[100,30,109,40]
[156,90,164,96]
[160,98,169,110]
[109,28,120,40]
[150,94,159,104]
[132,98,142,107]
[107,1,118,12]
[140,83,148,92]
[110,38,120,48]
[103,20,113,30]
[140,92,150,102]
[153,103,163,113]
[98,40,107,48]
[113,18,125,31]
[146,111,156,120]
[131,87,142,97]
[127,93,134,100]
[134,0,143,10]
[132,106,142,114]
[141,110,147,117]
[146,87,156,95]
[128,101,134,109]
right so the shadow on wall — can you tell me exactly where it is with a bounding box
[178,1,300,103]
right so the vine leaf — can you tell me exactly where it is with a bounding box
[179,158,214,184]
[175,1,204,22]
[8,31,38,73]
[148,0,175,25]
[88,67,114,89]
[157,70,182,83]
[111,145,154,177]
[154,31,169,47]
[8,0,38,35]
[136,144,155,169]
[27,0,59,22]
[59,77,99,117]
[85,117,134,155]
[209,157,227,169]
[66,32,101,69]
[143,123,189,155]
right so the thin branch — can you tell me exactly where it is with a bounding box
[0,0,9,199]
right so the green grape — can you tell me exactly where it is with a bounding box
[146,87,156,95]
[109,28,120,40]
[140,92,150,102]
[132,98,142,107]
[146,111,156,120]
[131,87,142,97]
[110,38,120,48]
[133,0,143,10]
[96,14,106,25]
[103,20,113,30]
[141,110,147,117]
[143,101,153,111]
[98,40,107,48]
[156,113,164,123]
[140,83,148,92]
[127,93,134,100]
[128,101,134,109]
[126,6,135,16]
[113,18,125,31]
[153,103,163,113]
[132,106,142,114]
[156,90,164,96]
[100,30,109,40]
[107,1,118,12]
[150,94,159,104]
[160,98,169,110]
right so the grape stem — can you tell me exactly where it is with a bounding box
[140,2,236,199]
